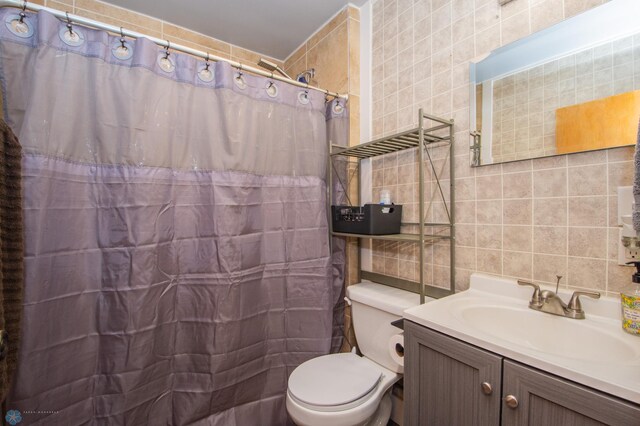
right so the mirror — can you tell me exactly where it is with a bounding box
[469,0,640,166]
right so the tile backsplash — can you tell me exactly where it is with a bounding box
[369,0,636,296]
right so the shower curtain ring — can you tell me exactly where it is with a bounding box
[163,40,170,59]
[65,12,74,36]
[18,1,27,23]
[119,27,127,50]
[204,52,210,70]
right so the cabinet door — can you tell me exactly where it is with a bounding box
[502,360,640,426]
[404,321,502,426]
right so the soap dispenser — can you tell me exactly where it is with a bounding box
[622,262,640,336]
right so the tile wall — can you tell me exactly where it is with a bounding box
[370,0,636,296]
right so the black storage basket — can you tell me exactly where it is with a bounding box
[331,204,402,235]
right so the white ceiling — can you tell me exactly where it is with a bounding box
[102,0,365,61]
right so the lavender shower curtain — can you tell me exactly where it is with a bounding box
[0,9,346,425]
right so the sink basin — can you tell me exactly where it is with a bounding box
[454,304,639,364]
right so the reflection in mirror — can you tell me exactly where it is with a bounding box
[469,0,640,166]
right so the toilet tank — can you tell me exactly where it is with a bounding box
[346,282,421,373]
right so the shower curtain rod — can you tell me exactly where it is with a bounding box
[0,0,348,100]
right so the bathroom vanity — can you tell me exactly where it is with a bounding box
[402,274,640,425]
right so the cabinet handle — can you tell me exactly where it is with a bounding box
[481,382,493,395]
[504,395,519,409]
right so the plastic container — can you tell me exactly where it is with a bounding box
[380,190,391,205]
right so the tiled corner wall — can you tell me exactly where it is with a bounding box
[491,34,640,163]
[369,0,636,296]
[30,0,285,69]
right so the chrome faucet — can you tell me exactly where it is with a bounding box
[517,278,600,319]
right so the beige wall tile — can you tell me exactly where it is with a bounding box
[503,171,532,198]
[530,0,564,33]
[349,18,361,96]
[608,261,635,294]
[568,257,606,290]
[533,253,567,284]
[477,200,502,224]
[534,226,567,255]
[503,199,532,225]
[502,10,530,45]
[533,168,566,197]
[475,1,500,33]
[457,200,476,223]
[348,5,361,21]
[533,198,567,226]
[607,146,634,162]
[68,8,163,38]
[608,161,633,195]
[568,227,607,259]
[504,225,532,252]
[306,21,349,94]
[477,224,502,249]
[568,164,607,196]
[162,22,231,55]
[568,196,607,226]
[477,248,502,274]
[503,250,533,279]
[456,224,476,246]
[47,0,72,9]
[476,174,502,199]
[456,246,476,270]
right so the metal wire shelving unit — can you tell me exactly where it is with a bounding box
[329,109,455,304]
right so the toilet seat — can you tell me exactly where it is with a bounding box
[288,353,382,412]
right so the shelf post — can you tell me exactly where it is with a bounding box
[418,109,425,304]
[328,146,334,256]
[449,120,456,294]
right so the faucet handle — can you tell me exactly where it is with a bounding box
[567,290,600,314]
[517,280,542,306]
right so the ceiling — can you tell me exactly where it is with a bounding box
[102,0,364,61]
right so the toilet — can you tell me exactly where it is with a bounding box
[286,281,420,426]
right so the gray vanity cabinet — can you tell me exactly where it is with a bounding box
[404,321,502,426]
[404,320,640,426]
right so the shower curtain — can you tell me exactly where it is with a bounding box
[0,9,347,425]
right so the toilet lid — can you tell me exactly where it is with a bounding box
[288,353,382,407]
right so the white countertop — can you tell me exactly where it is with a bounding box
[403,273,640,404]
